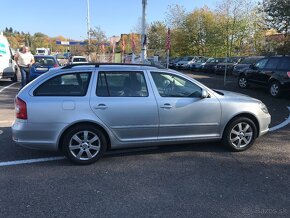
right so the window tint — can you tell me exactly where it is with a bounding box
[265,58,279,69]
[277,58,290,70]
[34,72,91,96]
[255,59,268,69]
[96,71,148,97]
[151,72,202,98]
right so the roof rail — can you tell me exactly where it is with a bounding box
[61,63,165,69]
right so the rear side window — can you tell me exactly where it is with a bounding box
[96,71,148,97]
[277,58,290,70]
[255,58,268,70]
[34,72,91,96]
[265,58,279,69]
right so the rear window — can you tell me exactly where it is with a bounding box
[34,57,57,66]
[34,72,91,96]
[73,57,87,62]
[96,71,148,97]
[277,58,290,71]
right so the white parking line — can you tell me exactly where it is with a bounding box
[269,106,290,132]
[0,156,66,167]
[0,82,19,93]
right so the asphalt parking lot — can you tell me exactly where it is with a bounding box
[0,72,289,218]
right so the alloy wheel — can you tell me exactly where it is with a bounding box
[230,122,253,148]
[238,77,247,88]
[69,130,101,161]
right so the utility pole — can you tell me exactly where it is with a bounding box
[141,0,147,64]
[87,0,91,61]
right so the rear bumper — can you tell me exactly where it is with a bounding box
[12,120,66,151]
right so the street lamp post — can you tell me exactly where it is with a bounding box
[141,0,147,64]
[86,0,91,61]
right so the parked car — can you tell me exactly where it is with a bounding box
[237,56,290,97]
[55,54,68,66]
[174,56,195,69]
[202,57,225,73]
[12,63,271,164]
[189,58,208,71]
[214,57,243,75]
[169,57,182,68]
[0,32,18,81]
[29,55,59,81]
[232,56,264,77]
[68,56,88,64]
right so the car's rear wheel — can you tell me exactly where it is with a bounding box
[269,80,281,98]
[238,75,248,88]
[62,125,107,164]
[11,69,18,82]
[222,117,257,151]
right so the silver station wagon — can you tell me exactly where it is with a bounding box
[12,63,271,164]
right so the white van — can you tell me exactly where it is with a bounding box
[36,47,50,55]
[0,32,18,81]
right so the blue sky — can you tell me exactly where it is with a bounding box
[1,0,216,40]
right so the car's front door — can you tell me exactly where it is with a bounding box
[90,70,159,142]
[149,71,221,140]
[247,58,269,85]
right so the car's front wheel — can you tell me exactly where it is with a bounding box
[238,75,248,88]
[62,125,107,164]
[222,117,257,151]
[269,80,281,98]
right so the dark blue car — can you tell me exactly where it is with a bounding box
[29,55,59,81]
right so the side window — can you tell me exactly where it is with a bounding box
[277,58,290,70]
[96,71,148,97]
[151,72,202,98]
[34,72,91,96]
[265,58,279,69]
[255,59,268,70]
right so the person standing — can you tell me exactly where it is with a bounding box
[14,46,35,88]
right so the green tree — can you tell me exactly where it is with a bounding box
[262,0,290,54]
[147,21,167,56]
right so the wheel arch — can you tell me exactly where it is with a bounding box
[222,113,260,138]
[268,73,283,85]
[58,121,111,151]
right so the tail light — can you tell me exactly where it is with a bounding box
[15,97,27,120]
[54,63,59,67]
[287,72,290,78]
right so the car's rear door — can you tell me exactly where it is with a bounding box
[89,70,159,142]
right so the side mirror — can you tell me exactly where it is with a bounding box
[201,89,209,98]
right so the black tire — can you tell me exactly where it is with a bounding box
[222,117,257,152]
[62,124,107,164]
[238,75,248,89]
[269,80,281,98]
[11,72,17,82]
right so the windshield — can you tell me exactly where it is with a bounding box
[239,57,262,64]
[37,50,45,53]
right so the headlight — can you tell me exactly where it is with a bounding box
[259,102,269,114]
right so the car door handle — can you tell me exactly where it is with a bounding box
[94,104,108,109]
[160,103,172,109]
